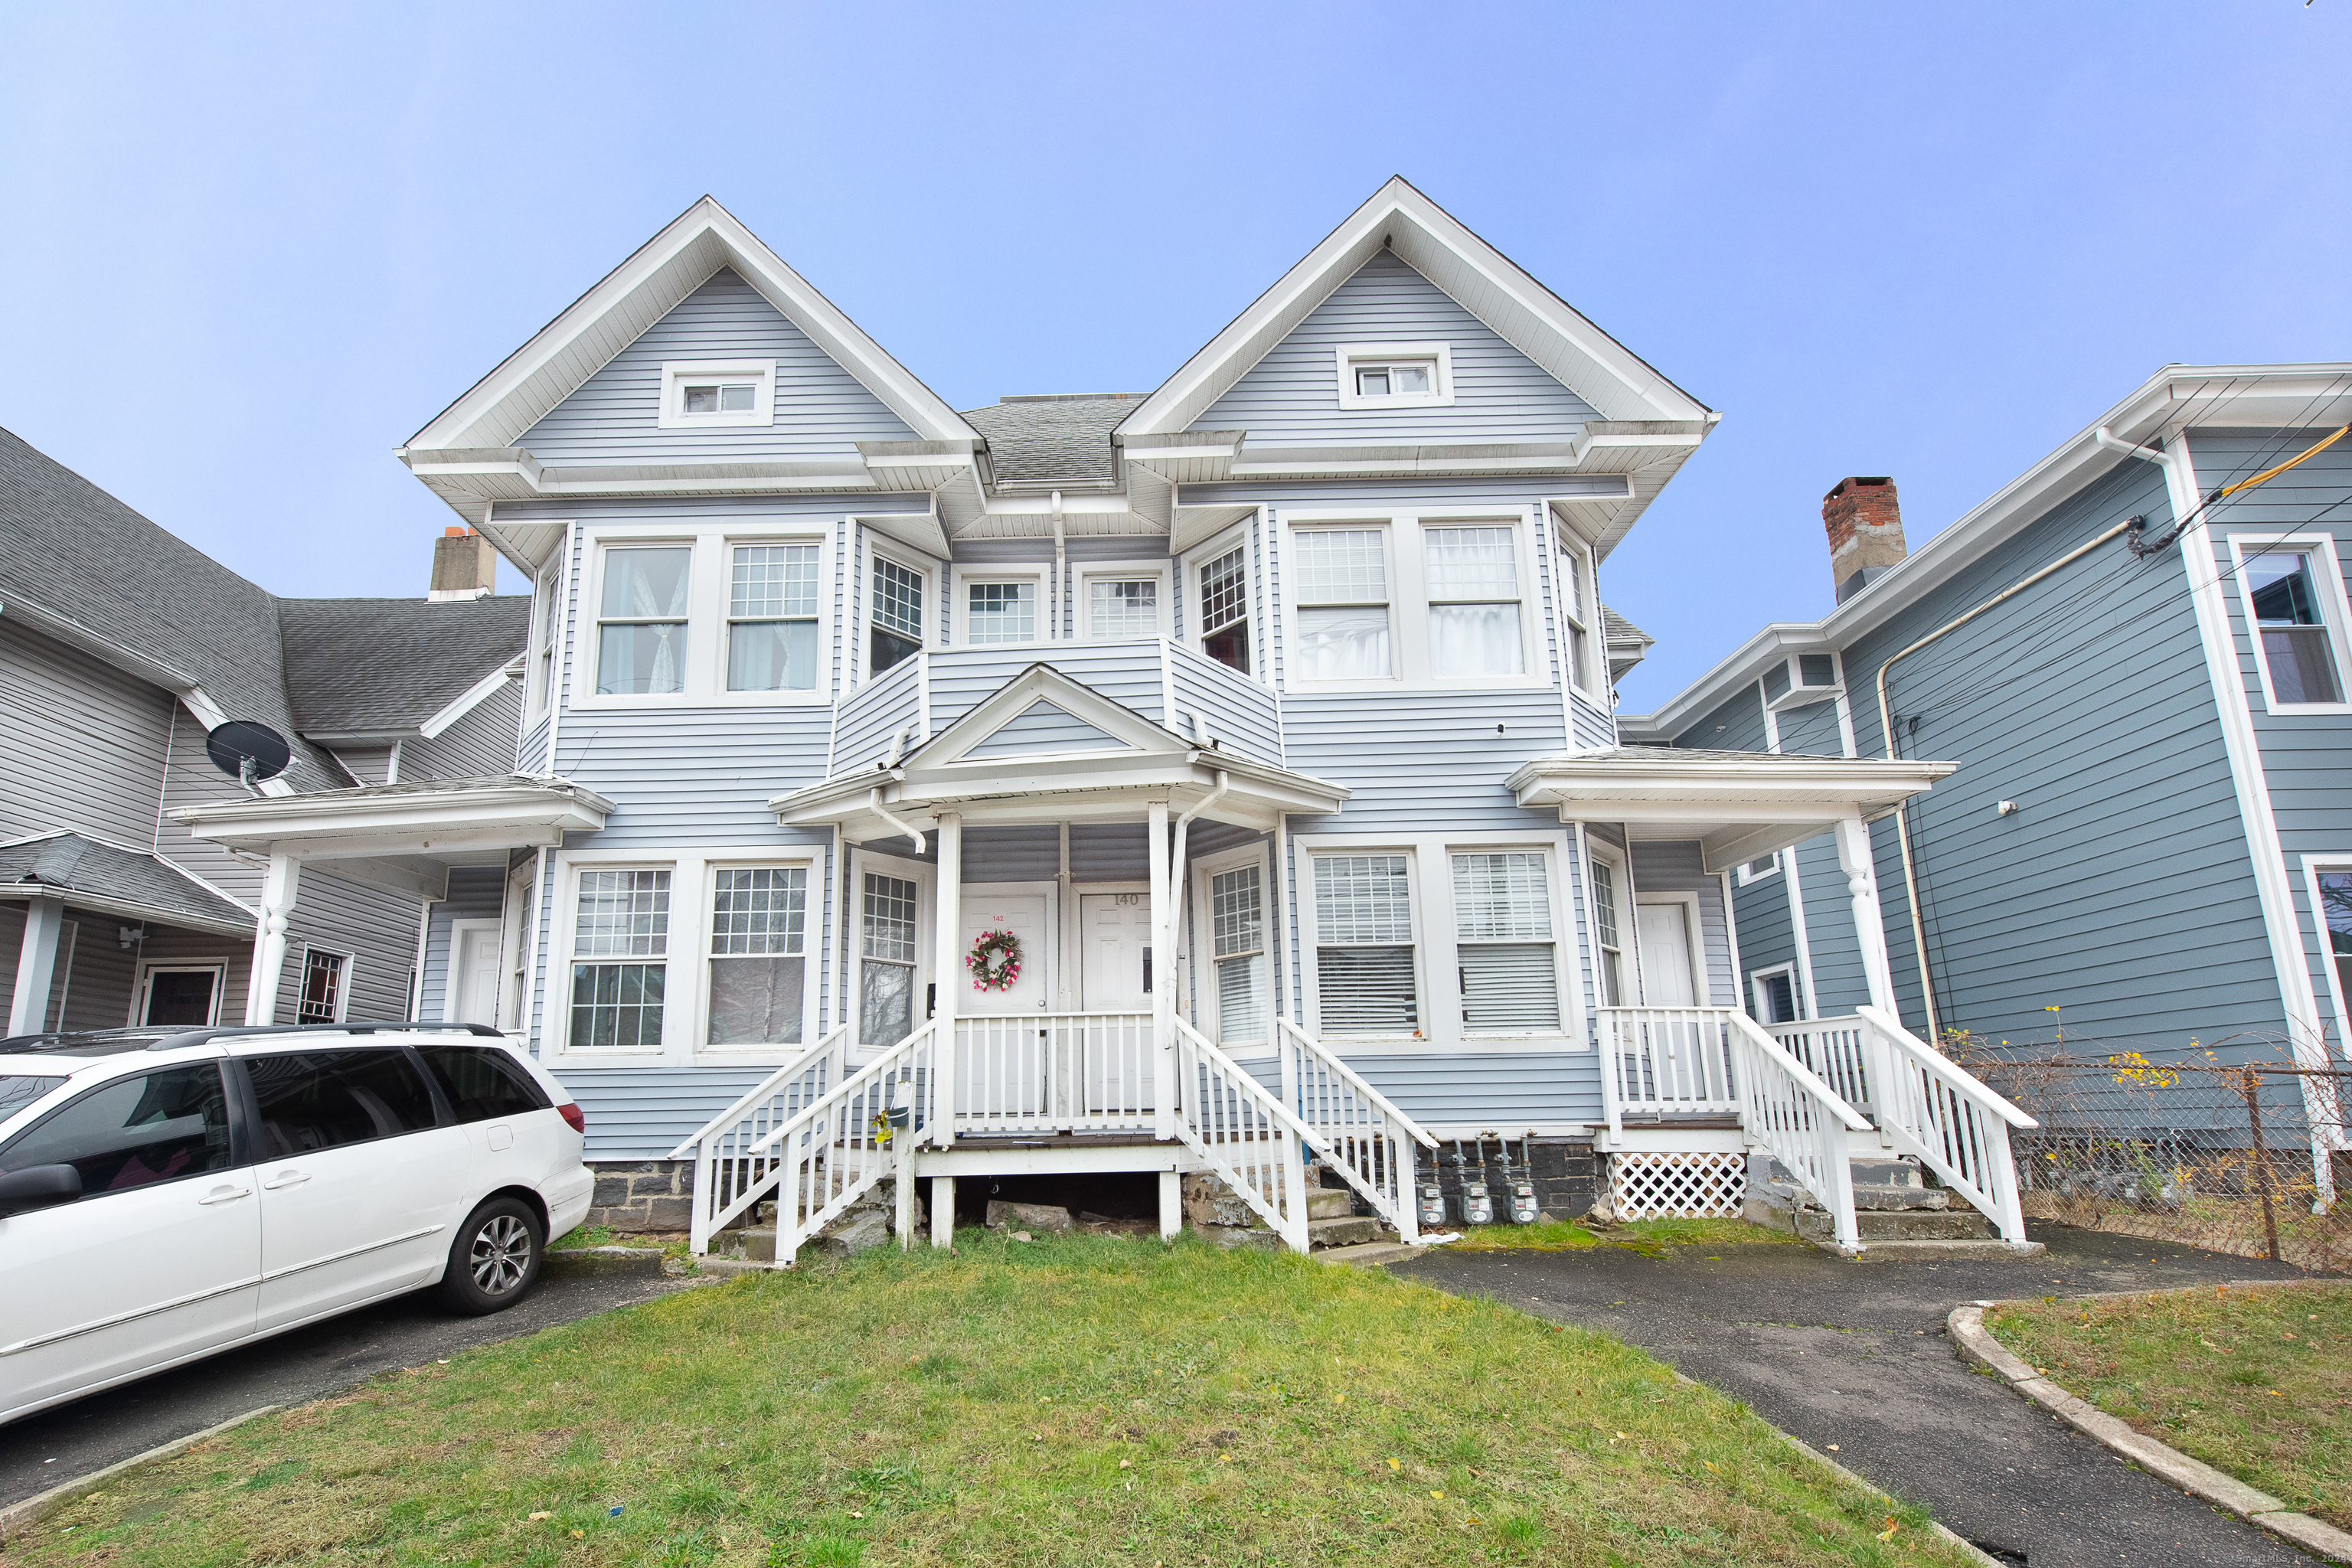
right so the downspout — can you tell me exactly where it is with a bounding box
[1050,492,1067,641]
[869,788,926,855]
[1165,769,1230,1027]
[1874,468,2145,1041]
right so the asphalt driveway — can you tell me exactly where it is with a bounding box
[2,1269,696,1509]
[1398,1225,2322,1567]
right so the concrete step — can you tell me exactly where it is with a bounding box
[1306,1188,1356,1221]
[1307,1215,1386,1249]
[1854,1183,1951,1211]
[1316,1240,1426,1268]
[1792,1206,1994,1243]
[1855,1238,2046,1261]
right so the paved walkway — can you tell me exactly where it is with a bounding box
[1396,1225,2322,1567]
[1,1272,694,1508]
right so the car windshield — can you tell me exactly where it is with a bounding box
[0,1074,67,1120]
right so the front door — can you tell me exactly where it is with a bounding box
[140,965,223,1026]
[449,923,501,1027]
[956,891,1050,1123]
[1079,892,1154,1116]
[1635,901,1698,1005]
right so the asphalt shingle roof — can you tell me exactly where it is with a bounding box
[279,597,528,734]
[960,395,1147,485]
[0,831,253,929]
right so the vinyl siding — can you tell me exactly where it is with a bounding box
[519,269,919,464]
[555,1065,780,1159]
[1791,833,1870,1016]
[1282,688,1567,833]
[1570,691,1615,749]
[1200,251,1600,445]
[962,701,1125,758]
[1628,842,1735,1004]
[419,865,508,1022]
[0,617,177,849]
[1773,698,1844,757]
[406,680,521,779]
[157,740,267,907]
[929,648,1168,732]
[834,655,921,773]
[280,867,426,1024]
[1730,870,1798,1017]
[1673,683,1770,754]
[53,913,139,1032]
[1168,642,1282,765]
[1344,1051,1602,1131]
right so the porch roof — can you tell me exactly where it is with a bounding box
[772,663,1348,841]
[0,831,256,936]
[1505,746,1955,874]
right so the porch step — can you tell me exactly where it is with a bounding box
[1307,1214,1386,1250]
[1316,1240,1426,1268]
[1306,1188,1356,1221]
[1796,1207,1995,1243]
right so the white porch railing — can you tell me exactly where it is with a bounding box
[672,1026,851,1254]
[1599,1006,1872,1252]
[1770,1015,1877,1118]
[1276,1018,1438,1243]
[1172,1018,1311,1251]
[1857,1004,2039,1248]
[764,1020,941,1263]
[952,1011,1155,1135]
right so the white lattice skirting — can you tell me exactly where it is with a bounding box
[1609,1151,1747,1219]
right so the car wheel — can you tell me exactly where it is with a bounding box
[437,1196,543,1315]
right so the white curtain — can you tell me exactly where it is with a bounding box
[596,547,691,694]
[1297,607,1391,679]
[1429,604,1523,676]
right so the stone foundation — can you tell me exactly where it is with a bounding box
[586,1160,696,1233]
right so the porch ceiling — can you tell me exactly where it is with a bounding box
[1506,747,1955,874]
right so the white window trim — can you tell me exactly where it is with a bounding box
[1292,828,1581,1054]
[128,959,228,1027]
[2301,855,2352,1063]
[848,848,936,1061]
[1584,838,1635,1011]
[859,534,938,686]
[1750,963,1800,1026]
[1558,535,1602,698]
[567,524,835,711]
[1334,341,1455,409]
[1076,559,1174,642]
[949,563,1058,648]
[296,946,357,1024]
[1280,508,1547,692]
[656,359,776,430]
[694,851,825,1063]
[1190,841,1273,1050]
[1445,843,1576,1043]
[527,547,571,718]
[2225,532,2352,715]
[547,851,682,1066]
[1187,526,1257,678]
[1735,851,1782,886]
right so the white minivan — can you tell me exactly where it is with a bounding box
[0,1023,593,1426]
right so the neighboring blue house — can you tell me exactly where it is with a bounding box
[1622,366,2352,1210]
[180,182,2030,1257]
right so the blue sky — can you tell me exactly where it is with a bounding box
[4,2,2347,710]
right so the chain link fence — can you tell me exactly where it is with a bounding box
[1945,1041,2350,1272]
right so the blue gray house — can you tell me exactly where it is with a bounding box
[1622,366,2352,1212]
[178,182,2033,1257]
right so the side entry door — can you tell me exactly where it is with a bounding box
[0,1062,259,1416]
[240,1048,469,1331]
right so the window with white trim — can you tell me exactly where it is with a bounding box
[1210,864,1266,1044]
[1752,965,1799,1025]
[1451,852,1559,1031]
[707,867,805,1046]
[965,580,1037,645]
[529,562,563,715]
[657,360,773,429]
[1293,528,1393,681]
[1312,854,1419,1036]
[296,949,349,1024]
[1589,854,1627,1006]
[570,869,671,1049]
[727,544,820,691]
[1197,544,1251,675]
[1736,851,1781,885]
[1426,527,1525,678]
[859,872,919,1047]
[1334,342,1454,409]
[2243,545,2346,706]
[1089,577,1158,638]
[595,546,692,695]
[1557,534,1595,693]
[868,556,925,675]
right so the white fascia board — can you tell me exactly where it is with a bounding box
[403,195,975,454]
[405,449,881,495]
[1116,176,1712,439]
[420,659,524,740]
[0,590,201,695]
[0,884,256,939]
[1505,753,1952,810]
[171,782,613,855]
[1639,363,2352,742]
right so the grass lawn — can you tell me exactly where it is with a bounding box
[15,1233,1980,1568]
[1443,1217,1799,1254]
[1986,1281,2352,1530]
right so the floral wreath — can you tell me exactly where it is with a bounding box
[965,929,1023,992]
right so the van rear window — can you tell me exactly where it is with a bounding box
[418,1047,549,1124]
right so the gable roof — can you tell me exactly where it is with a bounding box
[962,395,1146,486]
[278,596,529,739]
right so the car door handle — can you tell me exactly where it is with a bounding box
[260,1170,312,1191]
[198,1185,253,1205]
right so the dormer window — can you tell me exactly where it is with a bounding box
[1334,342,1454,409]
[658,360,774,428]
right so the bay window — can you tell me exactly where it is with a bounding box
[1450,852,1559,1031]
[596,547,691,695]
[707,867,805,1046]
[1425,528,1525,678]
[1312,854,1418,1036]
[727,544,819,691]
[1285,513,1540,687]
[570,869,671,1048]
[1293,528,1393,681]
[573,528,831,707]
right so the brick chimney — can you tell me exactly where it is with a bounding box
[429,527,497,601]
[1823,477,1905,603]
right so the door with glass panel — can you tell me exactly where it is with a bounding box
[858,871,922,1049]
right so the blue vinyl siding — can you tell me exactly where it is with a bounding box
[420,865,506,1021]
[834,653,921,773]
[1351,1052,1602,1129]
[520,270,919,463]
[1675,684,1770,754]
[930,648,1168,731]
[1282,688,1567,833]
[1168,642,1282,765]
[963,701,1125,758]
[1730,870,1797,1016]
[1571,691,1615,749]
[1773,699,1844,756]
[1790,833,1869,1016]
[557,1066,779,1159]
[1200,252,1599,445]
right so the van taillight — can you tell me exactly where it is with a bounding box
[557,1103,586,1134]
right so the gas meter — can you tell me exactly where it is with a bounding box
[1453,1141,1495,1227]
[1494,1138,1540,1225]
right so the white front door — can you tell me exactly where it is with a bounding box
[1635,901,1698,1005]
[449,923,501,1027]
[1080,892,1152,1010]
[956,891,1050,1122]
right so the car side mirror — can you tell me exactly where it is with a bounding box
[0,1163,82,1218]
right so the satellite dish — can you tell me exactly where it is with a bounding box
[205,721,292,788]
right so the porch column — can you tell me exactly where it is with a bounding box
[8,894,66,1037]
[1832,813,1898,1021]
[243,853,302,1025]
[1148,800,1174,1140]
[932,812,962,1147]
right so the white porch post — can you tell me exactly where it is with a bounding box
[1158,1168,1182,1241]
[244,854,302,1025]
[8,894,66,1037]
[1148,799,1174,1141]
[1833,813,1898,1019]
[932,812,962,1147]
[929,1175,956,1247]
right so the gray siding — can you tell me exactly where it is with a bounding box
[53,912,139,1032]
[282,867,425,1024]
[834,655,921,773]
[0,617,177,849]
[331,746,397,786]
[1791,833,1870,1016]
[1283,688,1567,833]
[1169,643,1281,765]
[519,269,919,464]
[1350,1051,1602,1131]
[1730,870,1798,1016]
[556,1065,779,1160]
[406,680,521,780]
[419,865,507,1021]
[931,648,1168,732]
[158,740,266,907]
[1628,841,1735,1004]
[1570,691,1615,750]
[1672,682,1769,753]
[1774,699,1844,757]
[963,701,1125,759]
[960,826,1062,883]
[1200,251,1599,445]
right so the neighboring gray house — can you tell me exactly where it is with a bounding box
[0,426,528,1037]
[1623,367,2352,1204]
[178,183,2030,1257]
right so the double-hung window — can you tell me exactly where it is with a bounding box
[529,564,563,715]
[869,557,925,676]
[1451,853,1559,1031]
[570,870,670,1049]
[1312,854,1418,1036]
[1426,528,1525,678]
[596,547,691,695]
[2241,544,2347,706]
[1198,545,1251,674]
[1558,534,1594,692]
[1089,577,1159,639]
[1293,529,1392,681]
[727,545,819,691]
[1210,864,1266,1044]
[1589,856,1627,1007]
[707,867,805,1046]
[859,873,919,1047]
[965,580,1036,645]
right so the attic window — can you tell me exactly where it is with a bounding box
[1334,342,1454,409]
[658,360,774,429]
